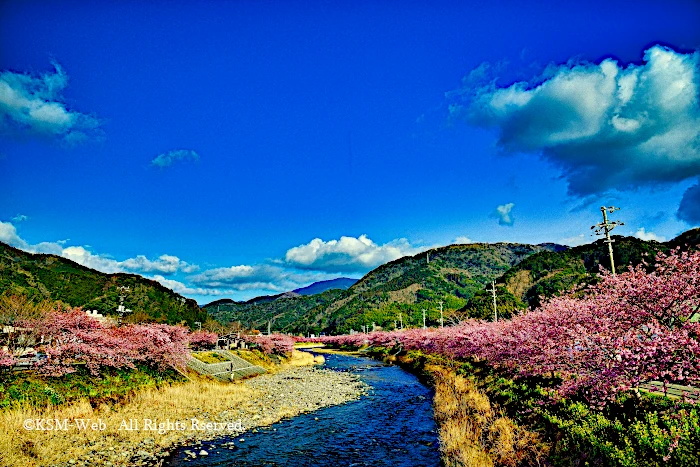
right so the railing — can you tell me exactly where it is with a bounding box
[638,381,700,400]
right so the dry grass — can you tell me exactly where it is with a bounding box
[282,350,319,367]
[429,365,546,467]
[0,374,260,467]
[0,350,322,467]
[191,351,232,364]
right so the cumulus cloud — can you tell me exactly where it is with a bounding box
[151,275,227,296]
[0,63,101,142]
[187,263,338,292]
[284,234,427,272]
[0,220,196,275]
[634,227,666,242]
[491,203,515,226]
[559,233,588,247]
[188,265,261,288]
[452,45,700,200]
[121,254,199,274]
[150,149,199,168]
[677,182,700,225]
[454,236,474,244]
[0,221,29,248]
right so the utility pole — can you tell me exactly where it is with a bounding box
[399,313,403,330]
[438,301,444,328]
[116,286,132,326]
[592,206,624,275]
[487,281,497,322]
[267,320,271,336]
[426,252,430,264]
[394,320,398,330]
[422,308,427,329]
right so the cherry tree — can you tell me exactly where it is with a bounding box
[311,249,700,405]
[188,330,218,350]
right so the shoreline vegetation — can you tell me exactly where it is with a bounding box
[337,345,700,467]
[0,350,366,467]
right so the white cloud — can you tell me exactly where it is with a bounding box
[634,227,666,242]
[0,221,29,248]
[559,233,588,247]
[0,63,101,142]
[453,236,474,244]
[60,245,123,273]
[453,45,700,199]
[187,263,338,292]
[150,149,199,168]
[491,203,515,226]
[151,275,228,296]
[284,234,427,272]
[0,221,196,275]
[120,254,199,274]
[11,214,28,222]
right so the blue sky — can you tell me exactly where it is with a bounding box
[1,1,699,304]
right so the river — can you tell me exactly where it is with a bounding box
[164,352,440,466]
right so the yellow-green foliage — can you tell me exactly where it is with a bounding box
[192,351,231,364]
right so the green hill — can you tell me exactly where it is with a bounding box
[207,229,700,334]
[458,229,700,320]
[293,277,358,295]
[0,241,207,327]
[207,242,561,334]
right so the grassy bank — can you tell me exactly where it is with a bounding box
[0,365,185,410]
[0,350,323,467]
[362,347,700,467]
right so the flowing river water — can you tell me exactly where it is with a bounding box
[164,352,440,466]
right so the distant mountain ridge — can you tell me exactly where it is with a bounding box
[206,241,563,334]
[293,278,358,295]
[201,278,358,309]
[206,229,700,334]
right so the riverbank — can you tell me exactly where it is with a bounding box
[162,351,440,466]
[356,348,546,467]
[0,350,366,467]
[358,346,699,467]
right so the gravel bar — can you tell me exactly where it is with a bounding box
[58,365,368,467]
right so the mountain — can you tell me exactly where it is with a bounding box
[457,229,700,320]
[206,242,562,334]
[0,241,208,327]
[293,278,358,295]
[206,229,700,335]
[204,288,346,333]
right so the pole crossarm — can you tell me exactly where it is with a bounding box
[591,206,624,275]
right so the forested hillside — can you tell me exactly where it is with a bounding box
[458,229,700,320]
[207,242,561,334]
[0,241,207,326]
[207,229,700,335]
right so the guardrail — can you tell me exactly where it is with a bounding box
[638,381,700,400]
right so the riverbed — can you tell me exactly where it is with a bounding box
[164,352,440,467]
